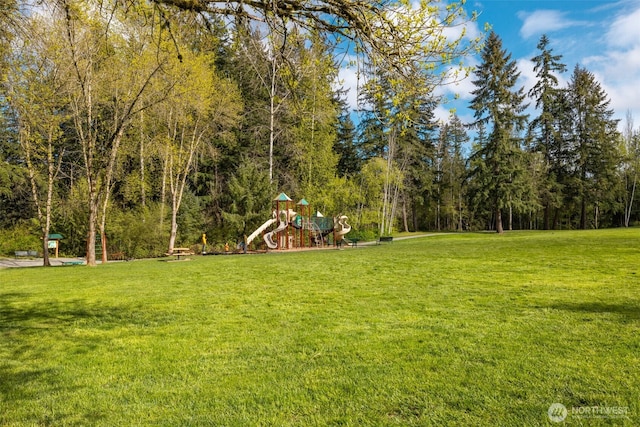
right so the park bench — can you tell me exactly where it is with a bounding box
[377,236,393,244]
[62,260,84,266]
[14,250,38,258]
[165,247,194,260]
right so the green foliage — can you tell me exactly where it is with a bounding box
[221,159,272,239]
[432,113,469,231]
[334,106,360,177]
[0,161,32,227]
[284,31,340,196]
[469,32,531,232]
[0,220,41,256]
[356,157,386,227]
[528,34,567,229]
[565,65,622,229]
[310,175,360,217]
[0,2,636,247]
[54,181,89,257]
[176,190,206,246]
[107,203,168,259]
[345,226,378,241]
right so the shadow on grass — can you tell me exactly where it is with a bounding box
[548,301,640,320]
[0,292,149,425]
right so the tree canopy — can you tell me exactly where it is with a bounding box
[0,2,637,263]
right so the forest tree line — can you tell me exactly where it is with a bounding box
[0,1,638,264]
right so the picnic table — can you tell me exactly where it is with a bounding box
[165,247,194,260]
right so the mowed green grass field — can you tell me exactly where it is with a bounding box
[1,229,638,426]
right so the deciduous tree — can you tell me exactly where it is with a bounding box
[153,49,241,253]
[58,0,182,265]
[5,15,69,266]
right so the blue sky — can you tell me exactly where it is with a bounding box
[342,0,640,131]
[442,0,640,128]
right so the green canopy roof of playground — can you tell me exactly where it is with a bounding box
[274,192,292,202]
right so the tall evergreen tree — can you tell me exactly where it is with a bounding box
[528,34,566,229]
[565,65,621,229]
[435,114,468,231]
[333,99,360,178]
[221,158,272,242]
[357,60,438,235]
[468,31,530,233]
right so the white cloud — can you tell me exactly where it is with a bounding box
[594,51,640,118]
[335,63,360,111]
[605,7,640,48]
[442,12,483,43]
[604,80,640,120]
[587,47,640,81]
[585,4,640,123]
[433,105,455,124]
[439,70,477,102]
[516,58,537,96]
[517,10,582,39]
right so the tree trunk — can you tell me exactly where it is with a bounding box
[625,172,637,227]
[161,143,169,228]
[98,128,125,264]
[22,126,62,267]
[580,197,587,229]
[86,193,99,266]
[269,53,277,184]
[42,236,50,267]
[458,192,463,231]
[166,123,202,253]
[402,198,409,233]
[140,111,146,209]
[553,207,560,230]
[543,203,550,230]
[381,128,397,236]
[168,199,178,254]
[496,207,504,233]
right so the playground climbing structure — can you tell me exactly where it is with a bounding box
[245,192,351,250]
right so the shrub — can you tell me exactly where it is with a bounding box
[107,203,169,259]
[0,220,42,256]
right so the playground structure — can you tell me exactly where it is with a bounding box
[245,193,351,250]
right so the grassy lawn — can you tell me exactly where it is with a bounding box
[1,229,638,426]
